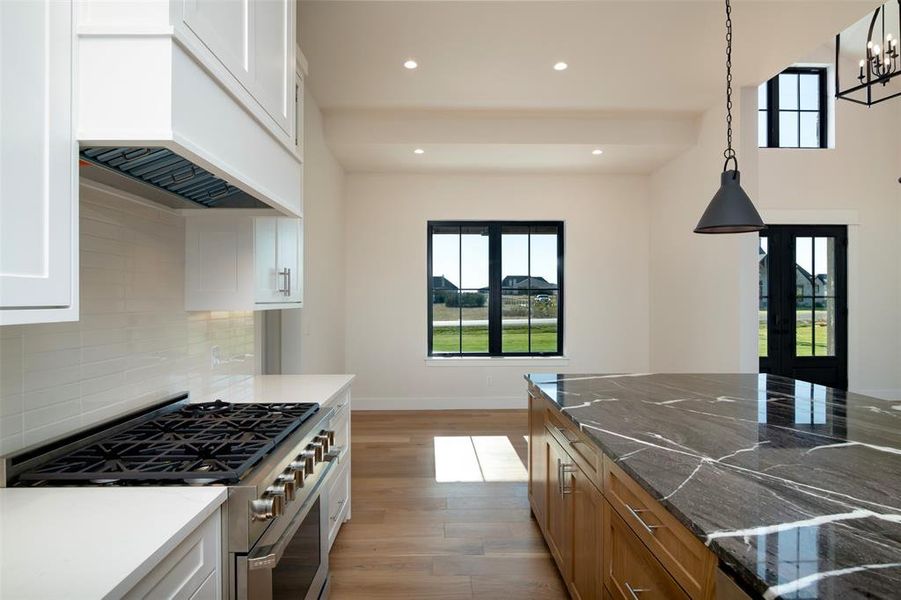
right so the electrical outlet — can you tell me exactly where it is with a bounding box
[211,345,221,368]
[486,375,493,385]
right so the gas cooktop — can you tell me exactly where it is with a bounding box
[12,399,319,486]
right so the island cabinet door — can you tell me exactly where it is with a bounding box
[546,433,572,577]
[568,467,603,600]
[528,393,548,524]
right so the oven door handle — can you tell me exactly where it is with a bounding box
[247,458,337,571]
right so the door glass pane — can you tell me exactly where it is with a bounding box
[796,298,814,357]
[799,74,819,110]
[818,298,837,356]
[799,112,820,148]
[813,237,834,297]
[795,237,813,297]
[778,73,799,109]
[759,237,768,357]
[501,226,529,286]
[758,82,768,109]
[779,112,799,147]
[459,289,488,353]
[530,291,558,353]
[502,291,529,352]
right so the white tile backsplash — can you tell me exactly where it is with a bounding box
[0,184,256,454]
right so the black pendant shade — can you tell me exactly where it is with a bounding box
[694,170,765,234]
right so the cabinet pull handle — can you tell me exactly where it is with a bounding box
[285,267,291,296]
[278,268,289,295]
[625,582,649,600]
[556,458,563,496]
[624,503,662,535]
[560,463,576,495]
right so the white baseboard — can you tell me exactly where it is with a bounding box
[351,396,526,410]
[855,388,901,401]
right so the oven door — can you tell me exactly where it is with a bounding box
[240,466,334,600]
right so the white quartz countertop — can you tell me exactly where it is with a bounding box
[0,487,226,600]
[210,374,355,409]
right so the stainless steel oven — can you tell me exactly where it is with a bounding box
[236,428,338,600]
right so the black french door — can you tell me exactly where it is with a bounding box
[759,225,848,389]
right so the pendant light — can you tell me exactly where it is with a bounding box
[694,0,765,234]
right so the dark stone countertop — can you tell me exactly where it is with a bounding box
[525,373,901,600]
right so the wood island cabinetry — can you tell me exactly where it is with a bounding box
[527,389,718,600]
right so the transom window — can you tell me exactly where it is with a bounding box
[758,67,828,149]
[427,221,564,357]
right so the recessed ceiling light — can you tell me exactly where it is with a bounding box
[404,59,418,70]
[413,148,425,155]
[553,62,568,71]
[591,149,604,155]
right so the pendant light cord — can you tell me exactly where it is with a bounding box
[723,0,738,174]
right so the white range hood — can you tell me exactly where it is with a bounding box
[75,0,302,216]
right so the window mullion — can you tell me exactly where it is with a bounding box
[488,223,502,355]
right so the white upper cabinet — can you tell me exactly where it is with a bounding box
[0,0,78,325]
[180,0,295,136]
[182,0,252,84]
[186,213,303,311]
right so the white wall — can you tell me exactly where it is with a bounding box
[344,173,651,409]
[0,183,255,454]
[648,99,759,374]
[281,90,347,374]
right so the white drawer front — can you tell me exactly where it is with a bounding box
[124,511,221,600]
[326,460,351,550]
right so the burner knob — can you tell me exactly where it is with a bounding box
[320,429,336,446]
[309,442,324,463]
[298,450,316,473]
[264,484,287,515]
[315,434,331,454]
[276,474,296,501]
[287,461,307,485]
[251,497,278,521]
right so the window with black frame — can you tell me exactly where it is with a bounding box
[758,67,828,149]
[427,221,563,357]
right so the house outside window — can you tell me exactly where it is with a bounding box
[427,221,564,357]
[758,67,828,149]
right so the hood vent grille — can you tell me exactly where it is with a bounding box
[80,146,267,209]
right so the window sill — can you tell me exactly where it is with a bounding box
[424,356,570,367]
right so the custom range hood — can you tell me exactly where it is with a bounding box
[75,10,303,216]
[79,147,267,209]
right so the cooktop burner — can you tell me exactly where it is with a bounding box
[16,401,319,485]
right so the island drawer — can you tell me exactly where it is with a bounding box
[603,458,714,600]
[545,404,602,490]
[604,500,690,600]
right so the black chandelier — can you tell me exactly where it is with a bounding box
[694,0,765,234]
[836,0,901,107]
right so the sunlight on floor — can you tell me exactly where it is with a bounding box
[433,435,528,482]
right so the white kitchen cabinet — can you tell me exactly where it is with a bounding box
[124,510,221,600]
[177,0,295,138]
[0,0,78,325]
[186,213,303,311]
[326,391,352,550]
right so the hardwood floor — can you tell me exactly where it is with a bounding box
[329,410,568,600]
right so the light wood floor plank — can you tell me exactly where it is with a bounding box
[328,410,567,599]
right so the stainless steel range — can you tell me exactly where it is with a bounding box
[1,394,341,600]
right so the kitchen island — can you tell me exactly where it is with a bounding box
[526,373,901,600]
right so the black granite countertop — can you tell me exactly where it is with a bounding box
[525,373,901,600]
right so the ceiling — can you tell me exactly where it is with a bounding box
[298,0,883,174]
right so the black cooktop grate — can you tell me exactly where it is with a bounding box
[17,401,319,485]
